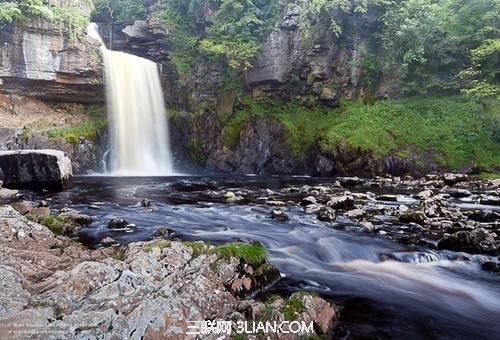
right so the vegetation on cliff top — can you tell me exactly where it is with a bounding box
[0,0,91,41]
[228,95,500,173]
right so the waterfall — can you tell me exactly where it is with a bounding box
[87,23,174,176]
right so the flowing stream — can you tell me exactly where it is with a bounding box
[31,175,500,339]
[87,24,173,175]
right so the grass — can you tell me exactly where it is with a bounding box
[213,242,268,266]
[230,95,500,173]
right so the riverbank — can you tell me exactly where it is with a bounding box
[0,203,335,339]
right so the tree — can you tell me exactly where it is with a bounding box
[460,38,500,99]
[91,0,147,26]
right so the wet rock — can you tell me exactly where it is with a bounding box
[344,208,366,220]
[437,231,483,254]
[443,173,468,186]
[327,195,355,210]
[99,237,117,247]
[224,260,281,299]
[107,218,129,229]
[300,196,317,206]
[376,194,399,202]
[446,188,472,198]
[399,211,427,225]
[58,208,92,226]
[481,261,500,274]
[468,209,500,223]
[140,198,151,207]
[271,209,289,221]
[340,177,360,187]
[317,207,336,222]
[413,189,434,200]
[480,196,500,206]
[152,227,175,238]
[266,200,286,206]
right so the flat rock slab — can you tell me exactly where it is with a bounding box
[0,149,72,191]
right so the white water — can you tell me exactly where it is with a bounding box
[87,23,173,176]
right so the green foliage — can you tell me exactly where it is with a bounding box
[91,0,147,25]
[460,39,500,99]
[299,0,367,39]
[47,118,107,144]
[0,0,90,41]
[110,247,127,261]
[156,0,279,87]
[282,297,304,321]
[0,2,25,24]
[233,95,500,172]
[374,0,499,95]
[214,242,268,266]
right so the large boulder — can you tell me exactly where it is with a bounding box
[0,149,72,190]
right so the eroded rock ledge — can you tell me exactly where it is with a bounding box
[0,206,336,339]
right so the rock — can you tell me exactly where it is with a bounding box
[317,207,336,222]
[224,191,235,199]
[413,189,434,200]
[152,227,175,238]
[140,198,151,207]
[468,210,499,223]
[437,231,483,254]
[99,237,117,247]
[271,209,289,221]
[482,261,500,274]
[399,211,427,225]
[300,196,317,206]
[0,15,103,103]
[480,196,500,206]
[58,208,93,226]
[344,208,366,220]
[0,149,72,190]
[443,173,468,186]
[327,195,356,210]
[340,177,361,187]
[10,201,33,215]
[446,188,472,198]
[107,218,129,229]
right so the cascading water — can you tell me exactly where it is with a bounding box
[87,23,173,176]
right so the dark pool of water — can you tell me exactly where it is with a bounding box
[27,175,500,339]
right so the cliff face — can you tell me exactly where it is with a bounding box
[0,1,442,177]
[0,18,104,104]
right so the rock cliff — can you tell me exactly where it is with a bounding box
[0,16,104,103]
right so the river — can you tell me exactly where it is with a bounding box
[29,175,500,339]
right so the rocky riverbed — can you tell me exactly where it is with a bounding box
[1,173,500,339]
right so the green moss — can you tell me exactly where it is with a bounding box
[182,241,207,258]
[28,215,78,236]
[188,139,207,163]
[144,240,172,253]
[213,242,268,266]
